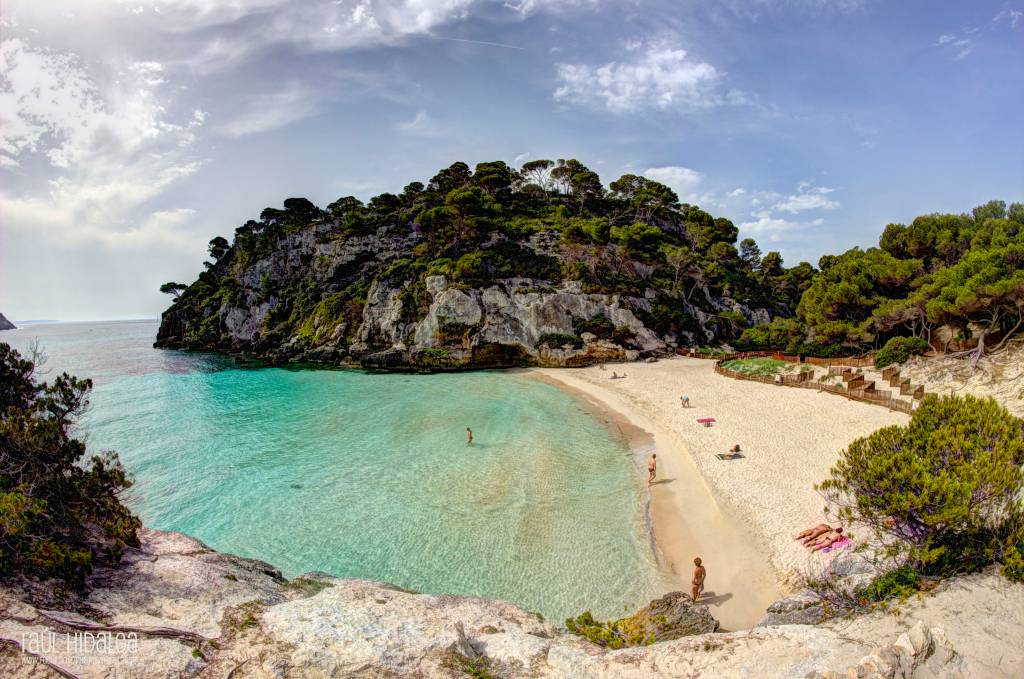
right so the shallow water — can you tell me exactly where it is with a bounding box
[2,320,669,620]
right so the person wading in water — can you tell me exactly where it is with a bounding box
[466,427,473,446]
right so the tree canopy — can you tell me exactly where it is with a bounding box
[0,344,140,586]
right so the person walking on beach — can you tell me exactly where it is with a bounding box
[680,395,690,408]
[692,557,706,602]
[647,453,657,484]
[466,427,473,446]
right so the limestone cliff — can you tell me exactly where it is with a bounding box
[2,528,1018,678]
[153,162,801,369]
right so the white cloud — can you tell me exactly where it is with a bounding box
[0,38,205,250]
[554,41,720,113]
[644,165,703,194]
[772,183,839,213]
[219,83,323,138]
[738,215,824,242]
[727,187,746,197]
[396,109,447,137]
[993,8,1023,29]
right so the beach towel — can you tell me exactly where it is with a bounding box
[822,537,852,553]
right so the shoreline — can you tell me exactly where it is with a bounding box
[529,367,785,631]
[530,357,909,629]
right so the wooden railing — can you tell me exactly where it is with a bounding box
[713,359,917,414]
[679,347,878,368]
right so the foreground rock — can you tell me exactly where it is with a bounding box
[0,313,15,331]
[0,529,1019,678]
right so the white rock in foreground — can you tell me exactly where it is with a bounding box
[0,529,1020,678]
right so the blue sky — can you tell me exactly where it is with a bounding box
[1,0,1022,320]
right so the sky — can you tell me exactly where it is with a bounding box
[1,1,1022,321]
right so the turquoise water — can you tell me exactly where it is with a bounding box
[1,321,668,620]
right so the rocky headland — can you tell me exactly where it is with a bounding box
[0,313,16,331]
[3,528,1020,678]
[154,161,802,369]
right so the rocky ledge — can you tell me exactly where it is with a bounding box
[1,529,1019,678]
[0,313,16,331]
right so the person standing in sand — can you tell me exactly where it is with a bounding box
[692,557,706,602]
[466,427,473,446]
[680,395,690,408]
[647,453,657,484]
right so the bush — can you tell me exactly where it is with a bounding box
[573,313,616,339]
[537,333,583,350]
[859,566,920,602]
[0,344,140,586]
[565,610,654,649]
[818,394,1024,577]
[875,336,929,368]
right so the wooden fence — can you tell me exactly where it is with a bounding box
[679,347,877,369]
[714,360,916,414]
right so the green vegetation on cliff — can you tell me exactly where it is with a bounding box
[157,158,815,364]
[737,200,1024,359]
[0,344,140,585]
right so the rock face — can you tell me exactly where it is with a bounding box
[0,313,15,331]
[611,590,720,642]
[1,528,1017,678]
[155,221,770,369]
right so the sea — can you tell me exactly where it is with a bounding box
[1,319,669,621]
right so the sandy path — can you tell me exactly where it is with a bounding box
[533,356,908,629]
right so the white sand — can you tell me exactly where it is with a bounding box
[902,340,1024,417]
[534,356,908,627]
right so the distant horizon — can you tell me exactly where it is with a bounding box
[2,317,159,326]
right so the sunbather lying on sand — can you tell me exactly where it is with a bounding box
[793,523,831,543]
[808,527,844,552]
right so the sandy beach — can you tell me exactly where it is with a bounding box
[534,356,908,630]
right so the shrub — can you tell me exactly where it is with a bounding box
[818,394,1024,576]
[0,344,140,586]
[720,357,793,377]
[573,313,616,339]
[859,566,920,602]
[1002,536,1024,582]
[537,333,583,350]
[874,336,929,368]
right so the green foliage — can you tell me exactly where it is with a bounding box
[161,149,1024,363]
[573,313,615,338]
[818,395,1024,576]
[536,333,583,350]
[564,610,654,649]
[859,566,921,602]
[797,248,922,346]
[735,317,803,352]
[720,357,794,377]
[874,336,930,368]
[441,650,496,679]
[0,344,140,585]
